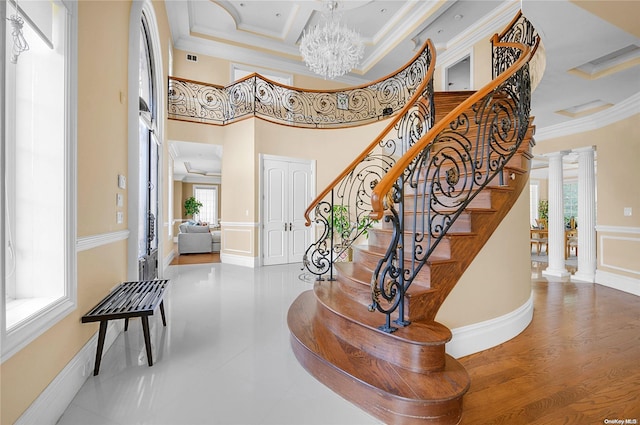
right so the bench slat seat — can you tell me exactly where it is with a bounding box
[82,280,169,375]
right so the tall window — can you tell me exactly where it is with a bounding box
[529,182,540,227]
[137,14,160,278]
[563,181,578,227]
[194,185,218,226]
[2,0,76,360]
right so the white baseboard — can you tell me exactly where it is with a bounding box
[446,293,534,359]
[16,321,124,425]
[595,270,640,296]
[163,250,176,274]
[220,252,259,268]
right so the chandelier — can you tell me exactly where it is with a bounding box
[299,1,364,79]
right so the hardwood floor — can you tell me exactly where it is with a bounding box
[169,252,220,265]
[458,263,640,424]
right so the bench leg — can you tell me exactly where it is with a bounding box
[160,301,167,326]
[124,318,129,331]
[141,316,153,367]
[93,320,108,376]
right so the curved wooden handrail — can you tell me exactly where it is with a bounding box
[496,10,540,58]
[303,39,436,226]
[370,39,535,220]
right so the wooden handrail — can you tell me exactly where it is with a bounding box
[303,39,436,226]
[370,39,534,219]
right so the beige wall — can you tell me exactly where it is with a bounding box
[438,186,532,327]
[173,48,349,90]
[533,114,640,279]
[0,1,173,423]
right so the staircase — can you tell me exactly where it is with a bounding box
[290,12,539,424]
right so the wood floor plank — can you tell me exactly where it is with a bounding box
[458,266,640,424]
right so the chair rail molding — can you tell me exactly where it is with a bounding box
[76,230,130,252]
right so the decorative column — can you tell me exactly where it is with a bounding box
[572,146,597,282]
[543,152,570,278]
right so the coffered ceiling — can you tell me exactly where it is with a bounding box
[167,0,640,180]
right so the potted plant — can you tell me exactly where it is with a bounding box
[184,196,202,219]
[537,199,548,228]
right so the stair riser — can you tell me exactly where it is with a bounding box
[347,250,432,286]
[290,336,465,425]
[316,300,448,373]
[382,212,472,233]
[367,231,452,261]
[403,189,493,212]
[410,161,523,193]
[336,271,433,312]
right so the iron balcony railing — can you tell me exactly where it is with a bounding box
[168,41,433,129]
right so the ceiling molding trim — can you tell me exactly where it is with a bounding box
[535,92,640,141]
[437,1,519,67]
[359,1,445,73]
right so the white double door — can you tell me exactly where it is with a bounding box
[262,155,313,265]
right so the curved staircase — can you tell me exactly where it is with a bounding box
[289,12,539,424]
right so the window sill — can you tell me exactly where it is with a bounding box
[6,296,61,330]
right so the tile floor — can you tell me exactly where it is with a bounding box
[57,263,381,425]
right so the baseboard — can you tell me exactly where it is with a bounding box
[16,321,124,425]
[220,252,259,268]
[595,270,640,297]
[446,293,534,359]
[163,249,176,273]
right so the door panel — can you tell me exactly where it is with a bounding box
[262,157,312,265]
[263,160,287,265]
[289,163,312,263]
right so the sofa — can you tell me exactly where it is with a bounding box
[178,223,216,254]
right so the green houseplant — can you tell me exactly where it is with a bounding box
[184,196,202,218]
[538,200,548,221]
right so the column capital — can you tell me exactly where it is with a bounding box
[572,146,596,154]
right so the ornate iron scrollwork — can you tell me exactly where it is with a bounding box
[368,13,538,331]
[168,43,432,129]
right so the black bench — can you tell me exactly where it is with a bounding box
[82,279,169,375]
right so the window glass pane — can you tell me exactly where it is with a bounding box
[139,22,152,113]
[4,0,67,329]
[194,186,218,226]
[563,182,578,227]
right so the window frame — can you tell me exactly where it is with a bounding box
[1,0,77,362]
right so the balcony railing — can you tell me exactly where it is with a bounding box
[168,41,432,129]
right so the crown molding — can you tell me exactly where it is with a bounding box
[437,1,520,67]
[535,92,640,141]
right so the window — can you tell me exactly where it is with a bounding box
[2,0,77,360]
[193,185,218,226]
[563,181,578,227]
[529,182,540,227]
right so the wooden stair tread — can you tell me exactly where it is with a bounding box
[313,281,450,345]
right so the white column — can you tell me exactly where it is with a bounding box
[572,146,597,282]
[543,152,570,278]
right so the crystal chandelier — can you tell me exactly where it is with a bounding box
[299,1,364,79]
